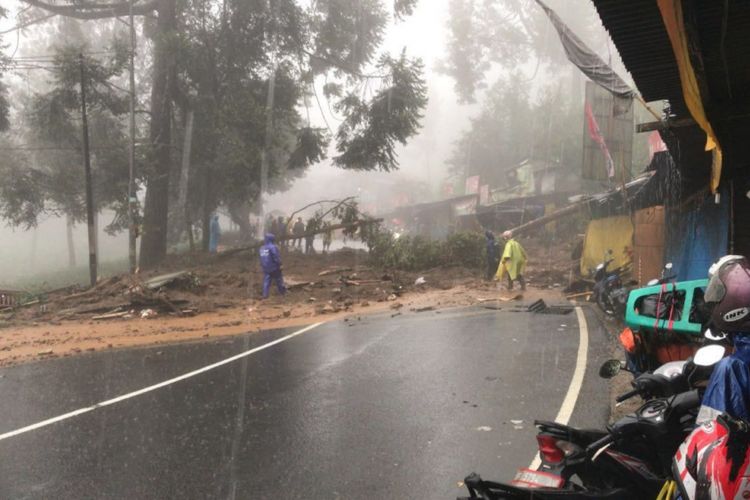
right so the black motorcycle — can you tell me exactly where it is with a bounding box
[591,250,629,317]
[458,345,724,500]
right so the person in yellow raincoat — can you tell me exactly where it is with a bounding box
[495,230,527,291]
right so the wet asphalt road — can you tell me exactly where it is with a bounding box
[0,305,610,499]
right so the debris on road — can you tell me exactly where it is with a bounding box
[318,267,353,277]
[140,309,158,319]
[413,305,435,313]
[92,311,130,321]
[498,294,524,302]
[414,276,426,286]
[144,271,195,290]
[528,299,549,313]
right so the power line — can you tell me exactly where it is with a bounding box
[6,51,118,61]
[0,13,56,36]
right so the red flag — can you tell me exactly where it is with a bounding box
[585,102,615,179]
[648,131,667,161]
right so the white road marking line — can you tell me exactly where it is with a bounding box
[0,322,324,442]
[528,306,589,470]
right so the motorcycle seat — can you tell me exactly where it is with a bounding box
[534,420,608,444]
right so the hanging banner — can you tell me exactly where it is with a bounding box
[657,0,722,193]
[648,131,668,161]
[585,102,615,179]
[582,81,633,182]
[535,0,634,99]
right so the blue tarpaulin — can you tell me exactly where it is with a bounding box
[666,191,729,281]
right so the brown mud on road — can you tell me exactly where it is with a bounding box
[0,284,566,368]
[0,245,571,367]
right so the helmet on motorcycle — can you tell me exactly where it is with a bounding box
[673,414,750,500]
[705,256,750,333]
[709,255,746,279]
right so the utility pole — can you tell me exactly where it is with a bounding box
[258,0,278,240]
[79,54,97,287]
[127,0,138,272]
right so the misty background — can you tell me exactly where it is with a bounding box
[0,0,641,288]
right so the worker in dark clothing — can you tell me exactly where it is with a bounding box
[485,231,499,281]
[209,214,221,254]
[305,218,316,255]
[293,217,305,249]
[277,216,288,249]
[259,233,286,298]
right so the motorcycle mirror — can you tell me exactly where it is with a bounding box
[665,263,673,270]
[704,328,728,341]
[693,344,726,367]
[647,279,659,286]
[599,359,623,379]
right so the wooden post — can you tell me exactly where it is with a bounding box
[79,54,97,286]
[128,0,138,273]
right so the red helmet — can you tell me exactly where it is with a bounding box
[705,256,750,333]
[674,415,750,499]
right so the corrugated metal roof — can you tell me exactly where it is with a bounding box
[592,0,750,185]
[592,0,688,115]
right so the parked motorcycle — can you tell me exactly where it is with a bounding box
[592,250,630,317]
[646,262,675,287]
[458,345,725,500]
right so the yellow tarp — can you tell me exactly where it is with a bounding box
[657,0,722,193]
[580,216,634,276]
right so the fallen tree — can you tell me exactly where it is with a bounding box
[506,172,654,236]
[218,218,383,259]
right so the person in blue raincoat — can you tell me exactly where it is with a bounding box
[697,256,750,424]
[209,214,221,254]
[259,233,287,299]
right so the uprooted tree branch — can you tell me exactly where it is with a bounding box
[220,218,383,259]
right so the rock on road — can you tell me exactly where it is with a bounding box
[0,305,610,499]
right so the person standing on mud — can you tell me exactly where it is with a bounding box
[277,216,288,249]
[484,231,499,281]
[209,214,221,254]
[322,223,333,253]
[304,218,316,254]
[259,233,287,299]
[496,230,527,291]
[293,217,305,249]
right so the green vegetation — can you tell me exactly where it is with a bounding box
[362,226,485,271]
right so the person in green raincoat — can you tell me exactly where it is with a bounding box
[496,230,527,291]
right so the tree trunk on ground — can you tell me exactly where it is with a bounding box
[66,216,76,268]
[139,0,176,269]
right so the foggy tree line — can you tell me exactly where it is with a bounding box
[0,0,426,269]
[0,0,647,275]
[440,0,640,189]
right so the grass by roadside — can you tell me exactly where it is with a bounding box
[5,258,130,292]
